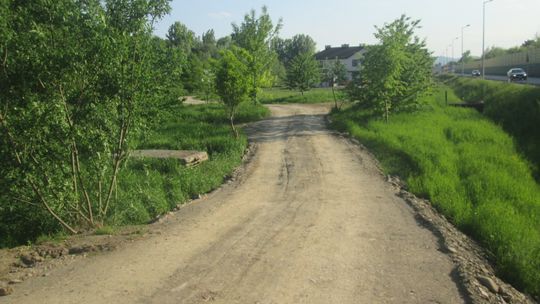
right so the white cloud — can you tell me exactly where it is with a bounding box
[208,11,232,19]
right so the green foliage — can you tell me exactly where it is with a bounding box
[458,50,473,63]
[166,21,195,54]
[273,34,317,67]
[285,52,320,94]
[480,35,540,60]
[332,85,540,297]
[215,48,251,137]
[200,29,218,59]
[94,226,116,235]
[231,6,282,103]
[182,53,205,93]
[442,76,540,180]
[0,0,178,245]
[351,15,433,122]
[484,46,507,59]
[259,88,336,104]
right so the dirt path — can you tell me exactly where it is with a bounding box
[2,103,467,303]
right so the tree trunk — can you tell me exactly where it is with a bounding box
[229,107,238,138]
[230,115,238,138]
[332,85,338,109]
[384,100,390,123]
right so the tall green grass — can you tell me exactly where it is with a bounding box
[110,102,269,226]
[259,87,335,104]
[442,76,540,180]
[331,85,540,297]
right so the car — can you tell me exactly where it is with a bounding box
[507,68,528,81]
[472,70,481,77]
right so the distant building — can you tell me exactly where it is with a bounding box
[314,44,366,82]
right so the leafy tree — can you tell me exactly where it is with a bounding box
[217,35,232,51]
[355,15,433,122]
[182,53,205,93]
[521,36,540,49]
[458,50,473,63]
[322,59,348,109]
[231,6,282,103]
[200,29,217,59]
[484,46,506,59]
[148,36,186,111]
[166,21,194,54]
[0,0,171,244]
[274,34,317,67]
[286,52,320,95]
[215,48,250,138]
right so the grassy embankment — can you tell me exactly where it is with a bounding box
[442,75,540,180]
[330,85,540,297]
[259,87,336,104]
[109,102,270,226]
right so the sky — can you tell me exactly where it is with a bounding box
[153,0,540,59]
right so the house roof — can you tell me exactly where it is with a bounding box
[315,45,364,60]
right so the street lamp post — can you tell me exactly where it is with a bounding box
[461,24,471,76]
[482,0,495,79]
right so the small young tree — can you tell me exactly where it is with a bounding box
[231,6,282,104]
[323,58,348,109]
[286,52,320,95]
[215,48,250,138]
[357,15,433,122]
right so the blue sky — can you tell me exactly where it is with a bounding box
[153,0,540,59]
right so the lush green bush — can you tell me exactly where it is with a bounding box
[331,85,540,297]
[259,87,336,104]
[442,76,540,179]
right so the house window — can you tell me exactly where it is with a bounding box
[352,59,359,67]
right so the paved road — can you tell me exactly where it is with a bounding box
[461,74,540,85]
[2,104,466,304]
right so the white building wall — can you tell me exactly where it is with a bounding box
[320,50,365,81]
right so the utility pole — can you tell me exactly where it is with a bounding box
[482,0,495,79]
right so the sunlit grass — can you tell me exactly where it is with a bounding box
[259,87,336,104]
[331,84,540,297]
[110,102,269,225]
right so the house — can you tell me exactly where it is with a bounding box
[314,44,366,82]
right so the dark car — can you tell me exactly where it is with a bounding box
[472,70,481,77]
[507,68,528,81]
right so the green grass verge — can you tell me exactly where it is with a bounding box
[109,102,270,226]
[441,75,540,180]
[330,85,540,297]
[259,87,336,104]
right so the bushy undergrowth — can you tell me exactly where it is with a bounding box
[442,76,540,179]
[259,87,335,104]
[111,102,269,226]
[0,102,269,247]
[331,86,540,297]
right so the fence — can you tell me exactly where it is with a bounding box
[460,48,540,77]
